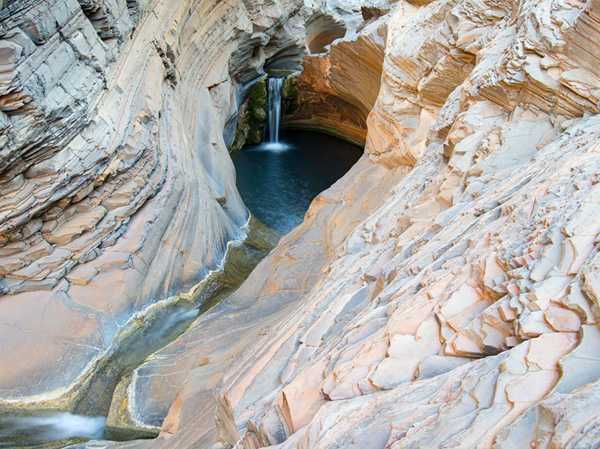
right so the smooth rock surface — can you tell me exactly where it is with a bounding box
[77,1,600,448]
[0,0,305,412]
[284,9,388,144]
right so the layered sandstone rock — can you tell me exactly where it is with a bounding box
[224,0,600,445]
[3,0,600,449]
[67,1,600,449]
[0,0,304,413]
[284,5,389,144]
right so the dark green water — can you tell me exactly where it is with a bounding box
[233,130,363,234]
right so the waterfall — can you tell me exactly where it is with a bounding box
[267,77,284,143]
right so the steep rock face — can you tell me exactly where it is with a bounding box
[0,0,304,411]
[220,1,600,447]
[284,5,388,144]
[72,1,600,449]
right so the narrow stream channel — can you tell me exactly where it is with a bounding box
[0,79,363,449]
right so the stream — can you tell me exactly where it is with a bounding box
[0,413,106,448]
[0,78,362,449]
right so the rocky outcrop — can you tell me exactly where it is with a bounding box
[3,0,600,449]
[223,0,600,446]
[65,1,600,449]
[0,0,303,414]
[230,79,268,151]
[284,9,388,144]
[305,12,347,54]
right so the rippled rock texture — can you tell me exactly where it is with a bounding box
[71,1,600,448]
[0,0,306,412]
[284,2,389,144]
[224,1,600,446]
[4,0,600,449]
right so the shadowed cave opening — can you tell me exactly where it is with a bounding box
[228,14,363,238]
[233,77,363,235]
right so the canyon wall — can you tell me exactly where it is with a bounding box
[68,1,600,449]
[283,4,389,144]
[222,0,600,446]
[1,0,599,448]
[0,0,307,413]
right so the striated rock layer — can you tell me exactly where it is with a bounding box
[284,4,389,144]
[0,0,306,412]
[2,0,600,449]
[221,0,600,446]
[66,1,600,449]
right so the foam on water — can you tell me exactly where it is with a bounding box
[259,142,291,152]
[0,412,106,446]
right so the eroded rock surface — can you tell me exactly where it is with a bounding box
[284,6,388,144]
[3,0,600,449]
[0,0,305,412]
[71,1,600,449]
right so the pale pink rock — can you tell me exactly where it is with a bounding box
[3,1,600,448]
[369,357,419,389]
[518,311,554,338]
[280,360,327,432]
[526,333,578,370]
[544,305,581,332]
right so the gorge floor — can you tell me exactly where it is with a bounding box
[0,130,361,449]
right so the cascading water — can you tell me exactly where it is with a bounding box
[267,77,284,143]
[0,413,106,447]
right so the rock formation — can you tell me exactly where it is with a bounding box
[2,0,600,449]
[284,3,389,144]
[0,0,303,414]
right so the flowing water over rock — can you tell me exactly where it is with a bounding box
[267,78,284,144]
[233,130,363,234]
[0,218,278,449]
[0,413,106,448]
